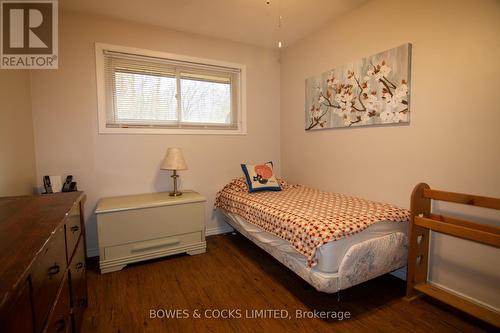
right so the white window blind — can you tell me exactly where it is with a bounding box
[102,50,241,130]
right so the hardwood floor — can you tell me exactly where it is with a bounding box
[82,234,495,333]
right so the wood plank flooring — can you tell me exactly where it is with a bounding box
[82,234,496,332]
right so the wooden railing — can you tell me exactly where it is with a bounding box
[406,183,500,327]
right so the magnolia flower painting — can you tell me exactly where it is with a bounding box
[305,43,411,130]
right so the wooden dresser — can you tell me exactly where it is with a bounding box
[0,192,88,333]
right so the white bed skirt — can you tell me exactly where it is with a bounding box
[222,211,408,293]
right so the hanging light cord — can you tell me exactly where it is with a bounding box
[266,0,283,48]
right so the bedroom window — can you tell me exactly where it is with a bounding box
[95,43,246,134]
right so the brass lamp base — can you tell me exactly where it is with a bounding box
[169,170,182,196]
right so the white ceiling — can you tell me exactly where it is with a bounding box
[60,0,368,49]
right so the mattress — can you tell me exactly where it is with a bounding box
[222,210,408,293]
[225,211,408,274]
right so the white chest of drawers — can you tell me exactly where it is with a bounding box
[95,191,206,273]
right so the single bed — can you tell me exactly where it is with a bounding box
[215,178,410,293]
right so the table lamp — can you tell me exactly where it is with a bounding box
[161,148,188,196]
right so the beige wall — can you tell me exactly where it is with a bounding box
[30,11,281,256]
[23,0,500,308]
[0,70,36,196]
[280,0,499,309]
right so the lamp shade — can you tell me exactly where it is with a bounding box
[161,148,188,170]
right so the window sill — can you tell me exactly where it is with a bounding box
[98,126,247,135]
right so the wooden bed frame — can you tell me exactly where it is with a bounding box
[406,183,500,327]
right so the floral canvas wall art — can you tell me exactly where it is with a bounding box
[305,43,411,130]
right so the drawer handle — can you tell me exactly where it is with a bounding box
[55,319,66,331]
[131,238,180,253]
[76,262,84,269]
[48,265,60,277]
[70,225,80,233]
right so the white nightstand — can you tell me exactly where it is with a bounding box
[95,191,206,273]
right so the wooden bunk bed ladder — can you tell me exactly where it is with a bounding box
[405,183,500,327]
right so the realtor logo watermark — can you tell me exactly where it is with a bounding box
[1,0,58,69]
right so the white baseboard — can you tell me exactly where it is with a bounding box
[87,247,100,258]
[390,267,407,280]
[206,223,234,236]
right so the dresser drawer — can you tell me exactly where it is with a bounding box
[69,238,87,332]
[65,203,82,264]
[43,272,71,333]
[1,280,34,333]
[104,231,203,259]
[98,201,205,247]
[31,225,68,333]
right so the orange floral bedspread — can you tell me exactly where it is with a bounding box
[215,178,410,267]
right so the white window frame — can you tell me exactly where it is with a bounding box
[95,43,247,135]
